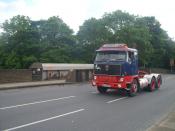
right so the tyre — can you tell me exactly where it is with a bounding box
[148,77,156,92]
[155,75,162,89]
[97,86,108,94]
[127,79,138,97]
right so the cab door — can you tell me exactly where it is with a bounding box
[128,51,138,75]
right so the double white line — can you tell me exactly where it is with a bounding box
[0,96,76,110]
[1,95,127,131]
[3,109,85,131]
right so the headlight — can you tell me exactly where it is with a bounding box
[118,84,122,88]
[94,76,97,80]
[119,77,124,82]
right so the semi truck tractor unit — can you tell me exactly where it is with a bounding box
[92,44,162,96]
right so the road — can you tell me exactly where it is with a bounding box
[0,75,175,131]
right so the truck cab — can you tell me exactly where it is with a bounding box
[92,44,162,96]
[95,44,138,76]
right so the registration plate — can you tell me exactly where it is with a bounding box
[102,84,111,88]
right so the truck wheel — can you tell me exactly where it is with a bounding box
[127,79,138,97]
[97,86,108,94]
[156,75,162,89]
[148,77,156,92]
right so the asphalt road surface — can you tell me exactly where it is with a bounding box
[0,75,175,131]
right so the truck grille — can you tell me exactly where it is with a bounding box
[94,64,121,76]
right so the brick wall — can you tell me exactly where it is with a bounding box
[0,69,32,84]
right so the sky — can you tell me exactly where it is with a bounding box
[0,0,175,39]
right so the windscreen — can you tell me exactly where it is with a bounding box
[95,51,126,62]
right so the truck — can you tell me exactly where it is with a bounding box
[92,44,162,96]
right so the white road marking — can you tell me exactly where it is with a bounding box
[107,97,127,104]
[0,96,76,110]
[3,108,85,131]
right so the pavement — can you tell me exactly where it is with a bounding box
[0,74,175,131]
[147,107,175,131]
[0,80,67,90]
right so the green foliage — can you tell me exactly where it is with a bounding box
[38,16,74,47]
[0,11,175,69]
[77,18,113,62]
[78,10,175,69]
[0,15,76,69]
[40,45,73,63]
[0,15,40,68]
[2,15,31,36]
[3,51,21,69]
[102,10,135,34]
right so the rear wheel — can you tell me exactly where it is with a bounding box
[156,75,162,89]
[97,86,108,94]
[148,77,156,92]
[127,79,138,97]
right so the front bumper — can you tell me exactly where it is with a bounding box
[92,80,127,89]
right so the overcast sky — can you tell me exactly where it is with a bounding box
[0,0,174,39]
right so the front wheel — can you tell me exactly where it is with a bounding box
[97,86,108,94]
[127,79,138,97]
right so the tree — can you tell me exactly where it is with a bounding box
[1,15,39,68]
[102,10,135,33]
[76,10,175,68]
[136,16,174,68]
[36,16,76,63]
[116,25,153,67]
[0,15,77,68]
[39,16,74,47]
[77,18,113,62]
[0,11,174,69]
